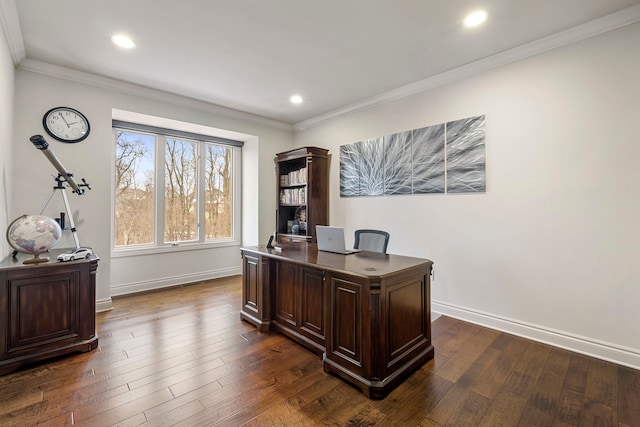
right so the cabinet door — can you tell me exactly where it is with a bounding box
[0,271,7,359]
[275,261,298,328]
[326,274,370,377]
[6,269,81,358]
[241,253,271,331]
[298,267,325,345]
[242,254,261,318]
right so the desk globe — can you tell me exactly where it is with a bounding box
[6,214,62,264]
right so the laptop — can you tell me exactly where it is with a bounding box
[316,226,360,254]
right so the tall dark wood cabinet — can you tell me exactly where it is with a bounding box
[275,147,329,243]
[0,249,99,375]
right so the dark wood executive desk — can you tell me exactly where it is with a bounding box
[240,242,434,398]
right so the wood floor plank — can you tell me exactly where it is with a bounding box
[584,358,618,409]
[502,341,551,397]
[0,388,43,416]
[580,400,618,427]
[552,352,591,426]
[618,364,640,427]
[296,381,368,425]
[74,387,175,426]
[445,390,492,426]
[435,327,500,383]
[174,345,320,426]
[142,399,206,427]
[518,347,572,425]
[472,332,530,399]
[370,370,453,426]
[434,321,484,359]
[428,382,477,425]
[237,370,335,427]
[169,338,302,399]
[0,276,638,427]
[430,315,459,339]
[476,341,552,426]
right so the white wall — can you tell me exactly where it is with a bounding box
[294,23,640,368]
[12,68,293,309]
[0,16,14,261]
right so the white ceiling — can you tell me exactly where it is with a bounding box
[4,0,640,127]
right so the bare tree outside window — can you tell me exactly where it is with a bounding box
[205,143,232,239]
[114,131,155,246]
[165,139,197,243]
[114,125,237,249]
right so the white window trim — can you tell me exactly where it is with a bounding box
[110,110,244,257]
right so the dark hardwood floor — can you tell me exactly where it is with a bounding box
[0,276,638,426]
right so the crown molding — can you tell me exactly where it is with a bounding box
[17,58,293,132]
[7,2,640,132]
[0,0,25,64]
[293,3,640,132]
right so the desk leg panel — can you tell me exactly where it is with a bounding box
[384,274,432,371]
[325,269,434,398]
[325,274,370,379]
[240,253,271,332]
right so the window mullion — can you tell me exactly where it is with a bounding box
[156,135,167,246]
[197,142,206,243]
[232,146,241,240]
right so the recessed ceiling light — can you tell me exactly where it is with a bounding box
[464,10,488,27]
[111,34,136,49]
[290,95,304,104]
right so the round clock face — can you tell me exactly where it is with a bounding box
[43,107,90,143]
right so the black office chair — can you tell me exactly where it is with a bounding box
[354,229,390,253]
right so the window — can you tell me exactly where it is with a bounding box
[113,121,241,250]
[114,129,156,246]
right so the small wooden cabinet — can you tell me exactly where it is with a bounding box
[0,249,99,375]
[275,147,329,243]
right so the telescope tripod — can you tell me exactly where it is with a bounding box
[10,175,86,259]
[39,174,89,250]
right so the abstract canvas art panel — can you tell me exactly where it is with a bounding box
[384,131,412,195]
[412,124,445,194]
[446,115,486,193]
[358,137,384,196]
[340,114,485,197]
[340,143,360,197]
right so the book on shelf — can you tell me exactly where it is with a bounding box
[280,167,307,186]
[280,187,306,205]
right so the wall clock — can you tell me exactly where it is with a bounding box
[43,107,90,143]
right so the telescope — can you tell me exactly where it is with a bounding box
[29,134,91,250]
[30,135,90,195]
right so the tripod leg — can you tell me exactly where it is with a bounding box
[61,188,81,249]
[39,189,57,215]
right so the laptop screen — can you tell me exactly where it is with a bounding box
[316,225,354,254]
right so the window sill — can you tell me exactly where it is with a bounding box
[111,239,240,258]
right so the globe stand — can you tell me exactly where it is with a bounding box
[23,253,50,264]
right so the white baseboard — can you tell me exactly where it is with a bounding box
[96,298,113,312]
[432,300,640,370]
[109,267,241,297]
